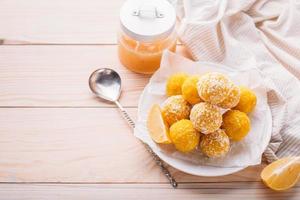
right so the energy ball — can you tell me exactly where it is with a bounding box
[234,86,257,113]
[217,84,240,109]
[162,95,191,126]
[182,75,203,105]
[170,119,200,153]
[197,72,233,105]
[166,73,189,96]
[190,102,222,134]
[200,129,230,158]
[222,110,251,141]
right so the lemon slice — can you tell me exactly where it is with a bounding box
[261,157,300,191]
[147,104,172,144]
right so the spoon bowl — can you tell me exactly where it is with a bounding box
[89,68,121,102]
[88,67,177,188]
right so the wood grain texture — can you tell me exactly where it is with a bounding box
[0,108,265,183]
[1,0,299,197]
[0,183,299,200]
[0,45,190,107]
[0,0,121,44]
[0,45,149,107]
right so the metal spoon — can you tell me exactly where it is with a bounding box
[89,68,178,188]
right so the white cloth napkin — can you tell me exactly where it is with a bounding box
[176,0,300,162]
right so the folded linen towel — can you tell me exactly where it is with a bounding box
[177,0,300,163]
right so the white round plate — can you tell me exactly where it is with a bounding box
[134,54,273,176]
[137,86,272,176]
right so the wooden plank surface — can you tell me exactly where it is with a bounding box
[0,0,299,198]
[0,0,121,44]
[0,45,190,107]
[0,183,299,200]
[0,108,265,183]
[0,45,149,107]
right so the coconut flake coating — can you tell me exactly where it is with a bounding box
[217,83,240,109]
[162,95,191,126]
[197,72,233,104]
[200,129,230,158]
[190,102,222,134]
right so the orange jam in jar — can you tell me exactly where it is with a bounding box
[118,0,177,74]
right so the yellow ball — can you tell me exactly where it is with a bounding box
[217,84,240,109]
[234,86,257,113]
[190,102,222,134]
[170,119,200,153]
[222,110,251,141]
[200,129,230,158]
[166,73,189,96]
[182,75,202,105]
[162,95,191,126]
[197,72,233,104]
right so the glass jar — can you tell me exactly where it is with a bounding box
[118,0,177,74]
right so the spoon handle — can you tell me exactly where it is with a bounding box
[115,101,135,129]
[114,101,178,188]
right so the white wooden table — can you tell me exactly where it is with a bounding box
[0,0,299,199]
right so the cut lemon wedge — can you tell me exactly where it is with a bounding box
[261,157,300,191]
[147,104,172,144]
